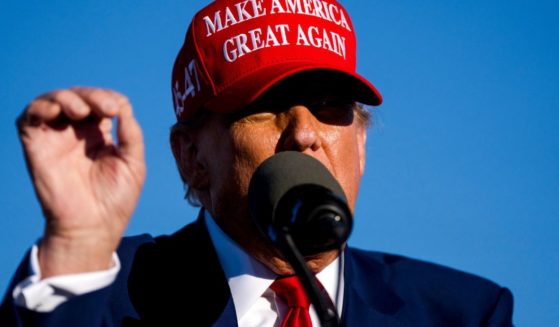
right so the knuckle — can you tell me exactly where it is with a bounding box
[51,89,70,99]
[38,89,79,108]
[88,88,104,97]
[41,89,66,101]
[26,98,52,114]
[69,85,87,95]
[26,98,42,110]
[89,88,115,105]
[71,86,102,99]
[100,88,126,100]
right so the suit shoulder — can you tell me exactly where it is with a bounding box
[116,221,200,257]
[118,234,155,252]
[348,247,503,290]
[346,247,513,321]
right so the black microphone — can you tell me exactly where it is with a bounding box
[248,151,352,327]
[248,151,353,256]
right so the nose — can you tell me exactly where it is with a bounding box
[279,105,322,152]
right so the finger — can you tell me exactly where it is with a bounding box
[17,99,61,131]
[115,97,145,163]
[98,117,113,134]
[42,89,90,120]
[24,98,61,121]
[71,87,120,118]
[94,117,115,145]
[17,88,93,131]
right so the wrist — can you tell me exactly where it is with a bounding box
[38,231,117,278]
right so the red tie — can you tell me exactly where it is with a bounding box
[271,276,313,327]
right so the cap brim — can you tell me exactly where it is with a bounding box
[205,63,382,114]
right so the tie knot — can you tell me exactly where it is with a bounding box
[271,276,310,308]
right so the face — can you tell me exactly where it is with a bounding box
[174,77,368,274]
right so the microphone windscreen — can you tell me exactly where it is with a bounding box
[248,151,347,234]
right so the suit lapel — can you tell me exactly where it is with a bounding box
[128,210,238,326]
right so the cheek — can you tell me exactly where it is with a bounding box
[327,128,364,209]
[229,125,281,192]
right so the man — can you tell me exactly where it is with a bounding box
[1,0,513,326]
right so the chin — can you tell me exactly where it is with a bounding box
[261,249,339,276]
[304,250,340,273]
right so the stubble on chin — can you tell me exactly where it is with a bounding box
[252,246,340,276]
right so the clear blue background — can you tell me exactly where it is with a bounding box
[1,1,557,325]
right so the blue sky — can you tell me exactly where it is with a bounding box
[0,1,557,325]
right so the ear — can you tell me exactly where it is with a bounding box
[357,126,367,176]
[170,127,209,190]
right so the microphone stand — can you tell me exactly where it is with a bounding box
[274,229,340,327]
[247,152,353,326]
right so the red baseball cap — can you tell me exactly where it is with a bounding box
[172,0,382,121]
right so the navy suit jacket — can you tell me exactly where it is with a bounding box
[1,216,513,326]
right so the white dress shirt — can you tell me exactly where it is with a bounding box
[12,245,120,312]
[13,212,345,325]
[204,211,344,326]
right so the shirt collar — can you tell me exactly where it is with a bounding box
[204,210,344,320]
